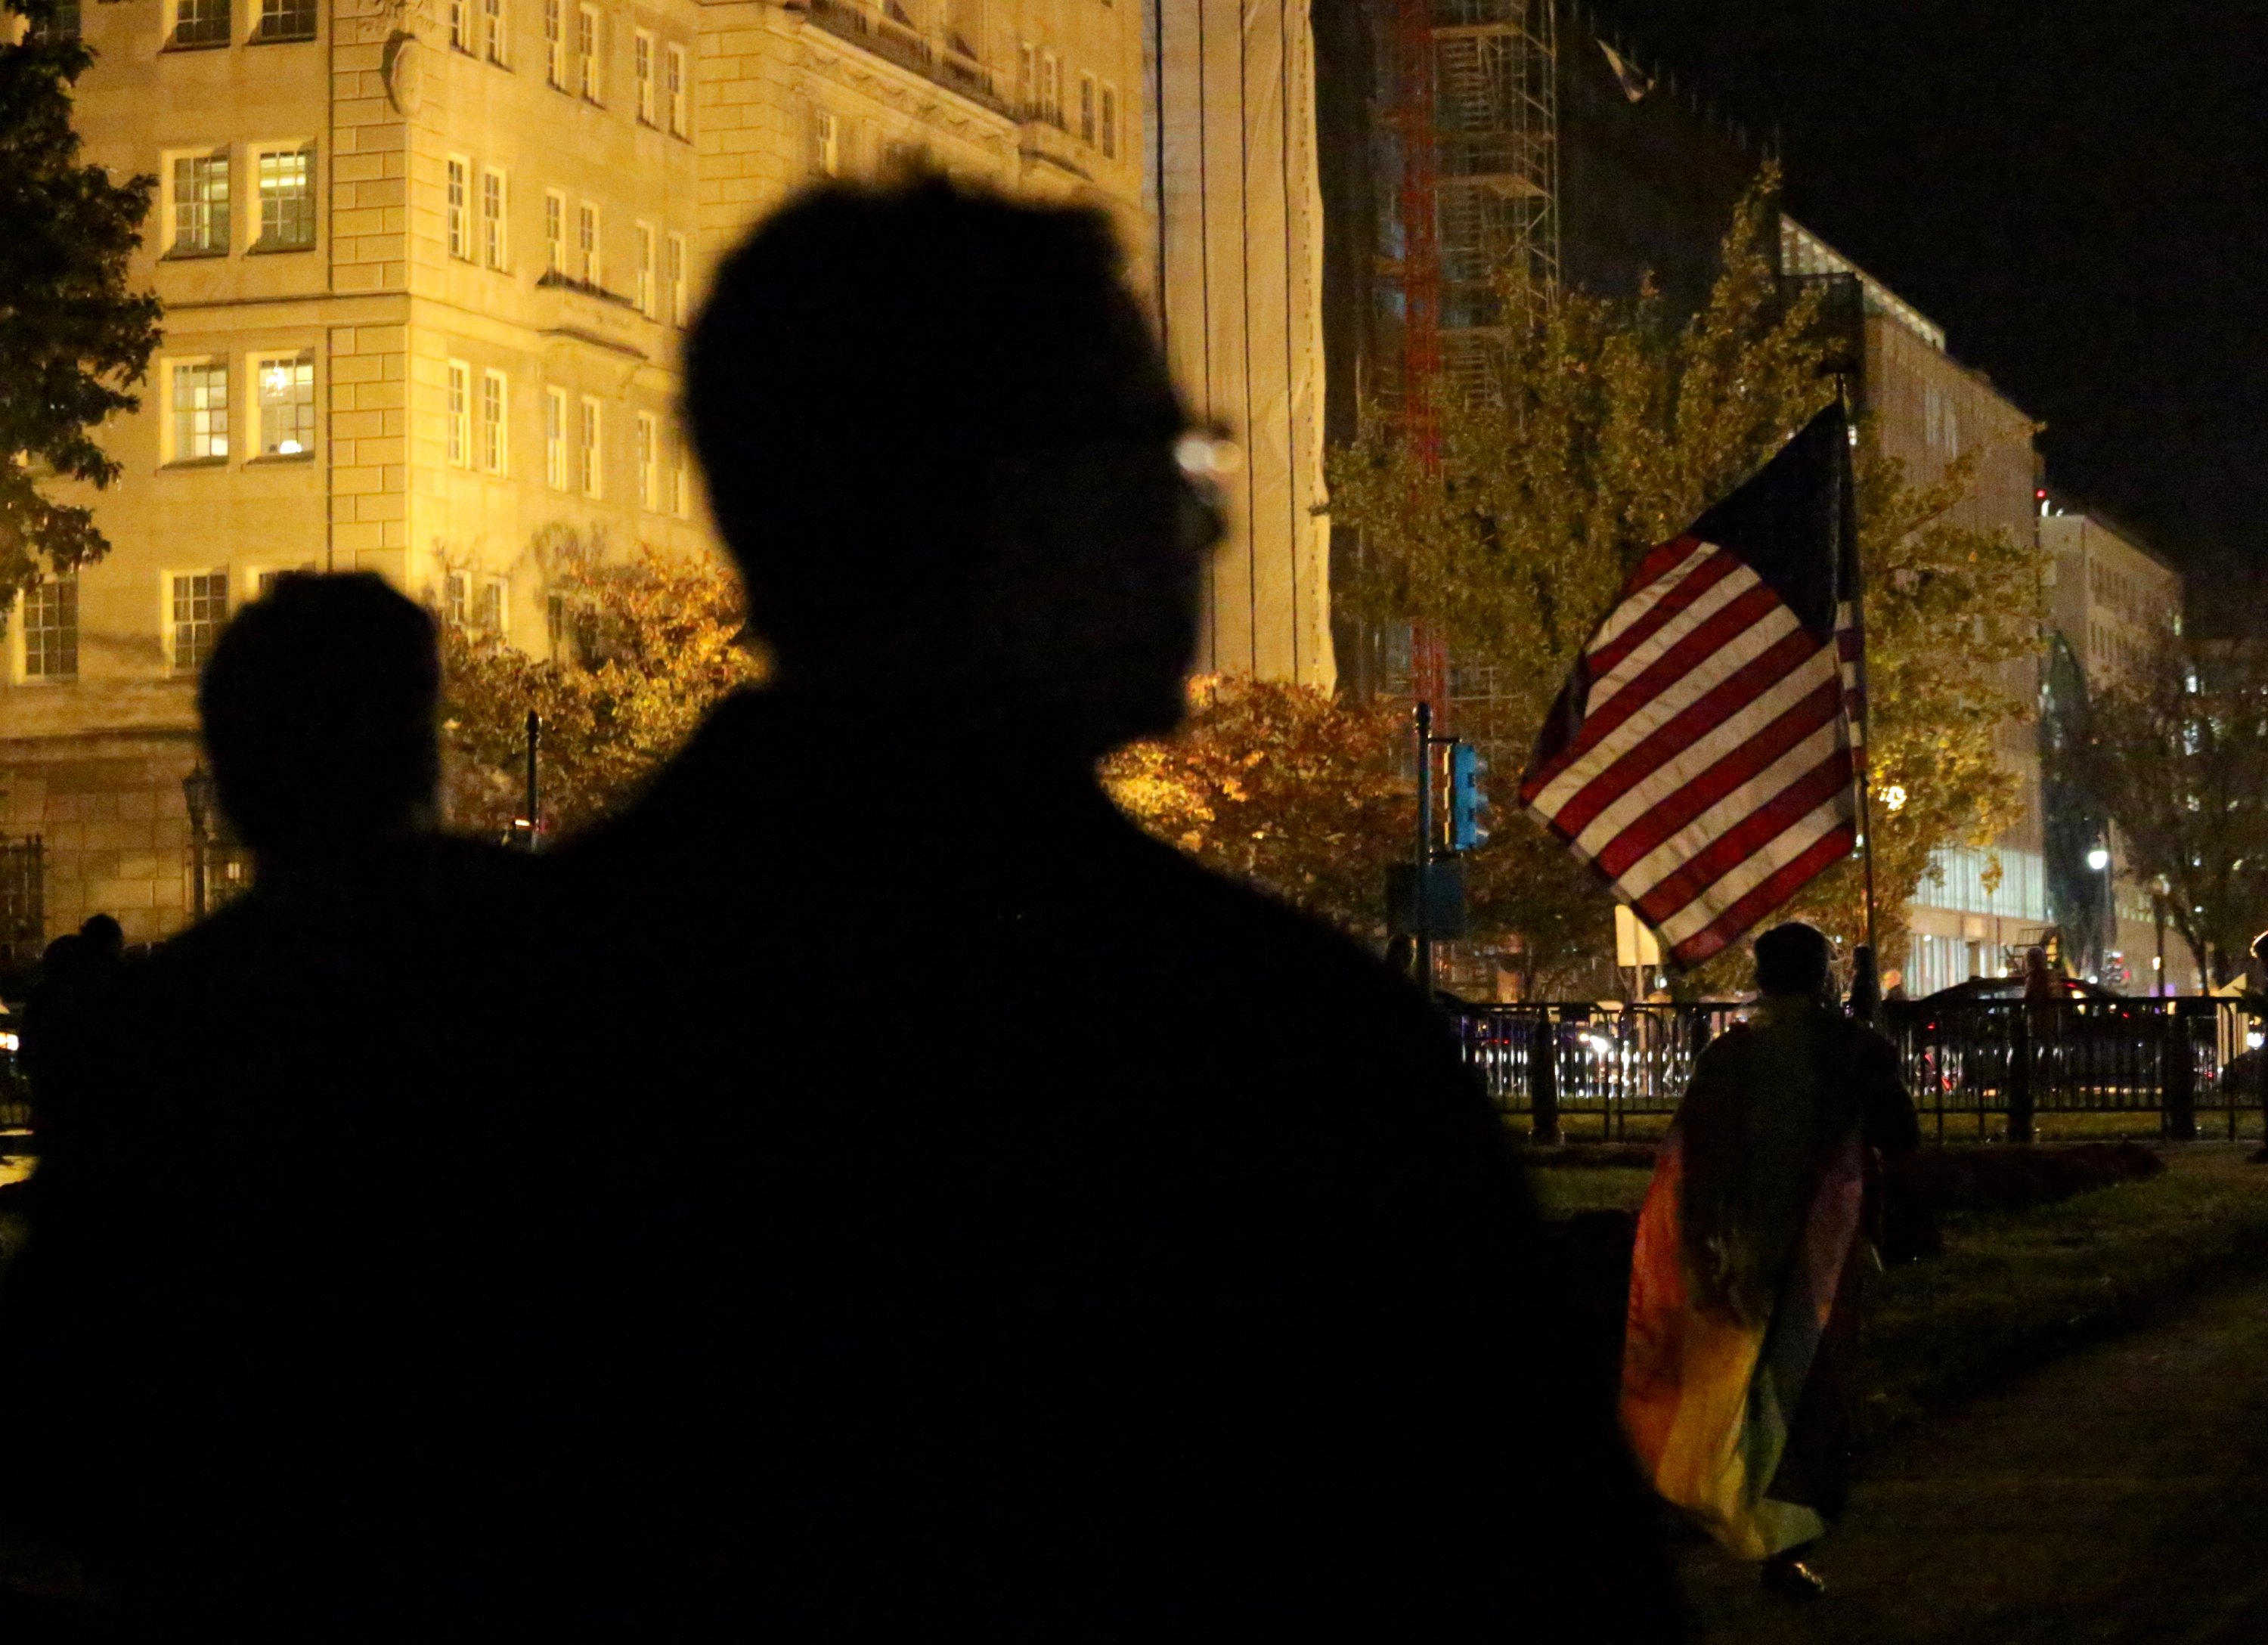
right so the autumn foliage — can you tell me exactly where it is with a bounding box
[440,537,764,841]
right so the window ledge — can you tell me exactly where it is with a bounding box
[16,675,79,688]
[163,36,231,51]
[161,457,229,470]
[248,29,317,45]
[161,247,230,262]
[246,240,318,256]
[246,451,316,465]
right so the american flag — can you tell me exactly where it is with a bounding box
[1520,404,1866,968]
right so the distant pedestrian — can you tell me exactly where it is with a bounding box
[1622,921,1919,1598]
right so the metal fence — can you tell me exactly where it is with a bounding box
[1454,996,2264,1143]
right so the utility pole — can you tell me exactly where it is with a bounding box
[1414,701,1433,993]
[523,710,541,853]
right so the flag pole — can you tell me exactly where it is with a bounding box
[1838,379,1882,1007]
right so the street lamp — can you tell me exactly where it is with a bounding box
[182,762,217,919]
[2086,846,2110,872]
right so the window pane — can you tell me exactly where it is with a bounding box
[484,0,504,61]
[256,355,314,455]
[545,389,568,489]
[483,170,507,268]
[482,372,507,472]
[173,362,229,460]
[24,578,77,681]
[172,153,229,256]
[545,0,562,84]
[175,0,230,46]
[258,148,314,248]
[257,0,315,39]
[172,572,228,673]
[579,398,600,496]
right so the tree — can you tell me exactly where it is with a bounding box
[1100,674,1412,937]
[439,533,765,839]
[0,0,163,600]
[1327,169,2046,986]
[2065,632,2268,987]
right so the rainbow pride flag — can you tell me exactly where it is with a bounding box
[1619,1124,1865,1560]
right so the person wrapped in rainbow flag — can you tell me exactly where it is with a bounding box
[1621,922,1919,1598]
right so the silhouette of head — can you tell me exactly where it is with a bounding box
[77,914,123,965]
[686,176,1219,760]
[1753,922,1834,999]
[198,573,442,867]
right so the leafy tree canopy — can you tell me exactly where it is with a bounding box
[0,0,162,598]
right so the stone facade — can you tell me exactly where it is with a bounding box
[14,0,1182,947]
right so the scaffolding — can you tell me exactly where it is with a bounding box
[1382,0,1559,722]
[1430,0,1558,403]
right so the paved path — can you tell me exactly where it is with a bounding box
[1684,1272,2268,1643]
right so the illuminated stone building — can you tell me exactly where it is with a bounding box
[2,0,1171,945]
[2042,506,2187,987]
[1780,219,2047,997]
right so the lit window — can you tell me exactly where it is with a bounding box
[634,29,655,125]
[173,0,229,47]
[544,387,568,489]
[634,411,657,510]
[578,200,599,285]
[578,5,600,101]
[23,577,77,682]
[482,370,508,473]
[446,156,470,259]
[255,353,314,457]
[257,0,315,41]
[256,146,315,249]
[171,572,228,674]
[172,361,229,461]
[544,0,562,85]
[169,150,230,257]
[634,222,653,316]
[578,396,601,497]
[810,108,839,178]
[666,231,686,325]
[1079,73,1095,145]
[1101,84,1117,158]
[482,168,508,269]
[483,0,506,62]
[665,43,687,135]
[446,359,471,467]
[544,190,565,273]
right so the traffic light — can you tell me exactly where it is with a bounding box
[1448,741,1490,851]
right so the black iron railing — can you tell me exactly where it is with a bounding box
[1453,996,2263,1144]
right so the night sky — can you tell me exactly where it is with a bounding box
[1594,0,2268,589]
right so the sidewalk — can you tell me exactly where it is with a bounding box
[1685,1269,2268,1643]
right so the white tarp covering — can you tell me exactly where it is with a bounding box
[1147,0,1334,689]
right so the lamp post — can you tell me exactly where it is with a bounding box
[182,762,217,919]
[2087,842,2112,982]
[2151,873,2170,997]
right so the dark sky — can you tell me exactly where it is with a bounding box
[1594,0,2268,584]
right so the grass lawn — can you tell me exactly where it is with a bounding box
[1860,1143,2268,1437]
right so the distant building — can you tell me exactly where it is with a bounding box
[1779,219,2047,998]
[5,0,1156,946]
[2042,507,2186,988]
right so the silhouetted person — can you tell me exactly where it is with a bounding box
[1623,922,1919,1600]
[0,574,536,1635]
[541,177,1684,1634]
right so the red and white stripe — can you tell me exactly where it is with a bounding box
[1521,535,1857,968]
